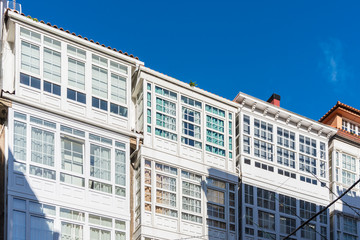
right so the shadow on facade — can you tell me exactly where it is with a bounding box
[7,149,60,239]
[201,167,239,240]
[335,186,360,239]
[240,180,331,240]
[1,121,5,240]
[338,186,360,213]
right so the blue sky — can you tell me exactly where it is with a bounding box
[21,0,360,120]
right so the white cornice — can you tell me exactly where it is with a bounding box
[235,92,337,137]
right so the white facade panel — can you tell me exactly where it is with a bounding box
[237,97,335,240]
[6,102,132,239]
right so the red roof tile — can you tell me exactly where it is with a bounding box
[5,8,140,60]
[319,101,360,122]
[336,128,360,145]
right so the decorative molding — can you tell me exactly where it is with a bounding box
[297,121,302,128]
[274,111,280,121]
[251,103,257,112]
[308,125,313,132]
[318,128,323,136]
[240,99,246,109]
[263,107,269,116]
[286,116,291,124]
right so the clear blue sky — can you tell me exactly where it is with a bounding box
[20,0,360,121]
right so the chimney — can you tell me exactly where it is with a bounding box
[267,93,281,107]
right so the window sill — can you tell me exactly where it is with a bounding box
[67,99,86,106]
[180,218,203,225]
[109,112,128,120]
[43,91,61,99]
[88,189,113,196]
[59,181,85,190]
[154,135,178,143]
[181,142,202,151]
[19,84,41,92]
[92,107,108,114]
[154,212,178,220]
[29,174,56,182]
[205,149,226,159]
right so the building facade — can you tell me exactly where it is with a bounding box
[3,2,360,240]
[319,102,360,240]
[1,6,143,240]
[234,93,336,240]
[130,68,240,240]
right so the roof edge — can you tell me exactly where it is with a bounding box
[319,101,360,122]
[140,66,240,108]
[236,92,337,136]
[5,9,144,65]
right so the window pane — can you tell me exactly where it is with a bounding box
[89,180,112,194]
[13,198,26,210]
[77,92,86,104]
[14,121,27,162]
[90,144,111,181]
[61,222,83,240]
[115,231,125,240]
[68,58,85,90]
[67,45,86,59]
[53,83,61,96]
[21,41,40,74]
[30,76,41,89]
[31,127,55,167]
[110,61,127,74]
[30,216,54,240]
[20,27,41,42]
[207,188,225,204]
[20,73,30,86]
[111,73,127,104]
[13,211,26,240]
[92,54,108,67]
[115,149,126,186]
[43,48,61,83]
[92,66,108,99]
[44,36,61,50]
[61,138,84,174]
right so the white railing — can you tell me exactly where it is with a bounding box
[6,1,22,13]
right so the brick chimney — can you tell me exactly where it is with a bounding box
[267,93,281,107]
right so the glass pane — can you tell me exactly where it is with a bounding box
[13,211,26,240]
[30,216,54,240]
